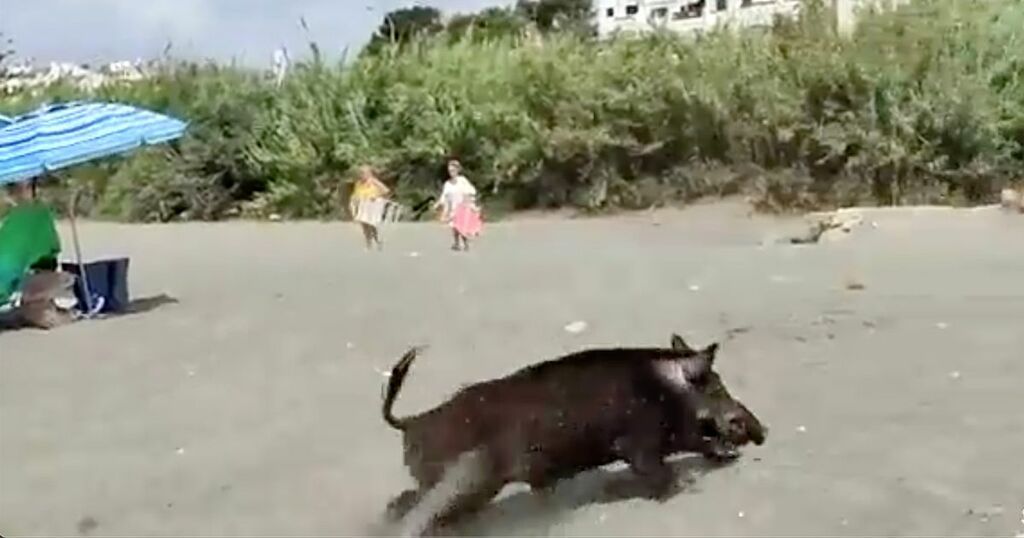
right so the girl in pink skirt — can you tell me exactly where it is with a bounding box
[433,160,483,251]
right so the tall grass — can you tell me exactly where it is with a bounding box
[2,0,1022,221]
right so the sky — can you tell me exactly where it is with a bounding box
[0,0,512,67]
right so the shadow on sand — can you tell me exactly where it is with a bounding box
[370,455,735,537]
[0,294,180,334]
[105,294,180,318]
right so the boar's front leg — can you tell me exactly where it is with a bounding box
[386,489,423,521]
[615,428,677,501]
[625,447,676,501]
[675,422,741,463]
[698,436,741,463]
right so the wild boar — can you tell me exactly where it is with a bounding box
[380,334,766,534]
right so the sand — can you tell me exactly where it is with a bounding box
[1,201,1023,537]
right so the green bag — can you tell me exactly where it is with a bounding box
[0,201,62,304]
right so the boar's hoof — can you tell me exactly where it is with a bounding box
[637,470,679,502]
[704,443,741,463]
[529,480,558,496]
[646,478,684,503]
[602,476,675,502]
[598,470,678,502]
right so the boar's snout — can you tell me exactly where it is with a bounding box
[719,404,767,446]
[740,414,766,446]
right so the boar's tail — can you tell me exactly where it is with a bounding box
[382,346,423,430]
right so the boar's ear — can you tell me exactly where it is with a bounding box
[703,342,720,365]
[671,334,694,353]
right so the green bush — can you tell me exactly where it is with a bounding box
[2,0,1022,221]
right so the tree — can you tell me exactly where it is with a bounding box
[514,0,595,35]
[364,6,445,55]
[0,33,13,72]
[446,7,527,42]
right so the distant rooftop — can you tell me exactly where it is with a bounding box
[1,59,151,95]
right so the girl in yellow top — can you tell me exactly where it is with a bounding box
[349,165,391,250]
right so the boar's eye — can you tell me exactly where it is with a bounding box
[695,375,730,398]
[698,417,718,438]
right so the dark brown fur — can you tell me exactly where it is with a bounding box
[381,335,766,534]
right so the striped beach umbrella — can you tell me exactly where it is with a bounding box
[0,101,187,185]
[0,101,188,315]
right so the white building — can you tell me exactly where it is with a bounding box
[596,0,800,37]
[1,60,151,95]
[595,0,901,38]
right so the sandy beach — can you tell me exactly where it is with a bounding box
[1,201,1022,537]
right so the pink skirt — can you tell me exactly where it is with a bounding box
[451,202,483,237]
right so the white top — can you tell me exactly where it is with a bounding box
[440,175,477,211]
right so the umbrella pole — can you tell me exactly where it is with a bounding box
[68,189,94,315]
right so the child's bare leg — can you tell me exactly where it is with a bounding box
[450,228,461,251]
[359,223,375,250]
[372,225,383,249]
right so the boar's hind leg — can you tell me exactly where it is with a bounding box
[398,449,503,537]
[434,479,504,529]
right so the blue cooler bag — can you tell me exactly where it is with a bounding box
[61,258,130,314]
